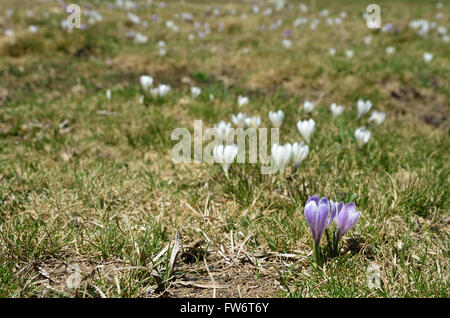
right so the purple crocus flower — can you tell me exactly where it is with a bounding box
[284,29,291,37]
[304,196,336,244]
[152,14,158,22]
[329,200,361,256]
[382,23,394,32]
[333,202,361,240]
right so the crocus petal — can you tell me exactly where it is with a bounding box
[319,197,329,208]
[337,202,358,238]
[342,211,361,236]
[306,195,320,206]
[304,201,318,240]
[328,200,337,227]
[316,203,330,242]
[337,205,350,230]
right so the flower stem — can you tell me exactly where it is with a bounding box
[313,240,322,266]
[332,231,340,257]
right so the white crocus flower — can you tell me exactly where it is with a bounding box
[231,113,247,128]
[159,47,167,56]
[271,143,293,176]
[297,119,315,144]
[363,35,372,45]
[330,103,345,117]
[345,50,354,59]
[191,86,201,98]
[213,144,238,177]
[329,48,336,56]
[29,25,38,33]
[292,142,309,168]
[134,32,148,44]
[139,75,153,92]
[369,111,386,125]
[268,110,285,128]
[244,116,261,128]
[158,84,170,97]
[214,121,233,143]
[282,39,292,48]
[355,127,371,149]
[423,52,433,63]
[303,100,315,113]
[386,46,396,55]
[357,99,372,119]
[237,95,249,107]
[128,12,140,24]
[106,89,111,101]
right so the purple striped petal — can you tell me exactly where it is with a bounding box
[319,197,329,207]
[328,200,337,227]
[343,211,361,235]
[316,202,330,242]
[306,195,320,206]
[304,201,318,241]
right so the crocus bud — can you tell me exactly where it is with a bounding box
[213,144,238,177]
[354,127,371,149]
[271,143,293,176]
[268,110,285,128]
[297,119,315,144]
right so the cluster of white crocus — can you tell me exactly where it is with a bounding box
[158,41,167,56]
[191,86,201,98]
[213,144,238,178]
[303,100,315,113]
[268,110,285,128]
[140,75,170,98]
[231,112,247,128]
[166,20,179,32]
[150,84,171,97]
[237,95,249,107]
[330,103,345,117]
[354,127,372,149]
[357,99,372,119]
[134,32,148,44]
[297,119,316,144]
[271,141,309,176]
[369,111,386,125]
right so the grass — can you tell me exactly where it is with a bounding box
[0,0,448,297]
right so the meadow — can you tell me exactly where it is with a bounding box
[0,0,448,298]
